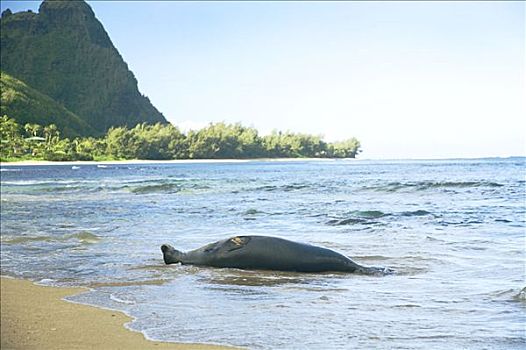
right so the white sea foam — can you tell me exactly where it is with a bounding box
[0,168,21,172]
[109,294,136,305]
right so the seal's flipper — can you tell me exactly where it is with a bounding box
[226,236,251,251]
[202,236,251,255]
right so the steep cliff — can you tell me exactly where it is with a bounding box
[0,0,166,136]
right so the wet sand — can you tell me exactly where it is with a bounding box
[0,277,237,350]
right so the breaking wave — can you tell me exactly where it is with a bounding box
[368,181,504,192]
[129,183,181,194]
[326,209,434,225]
[2,231,100,244]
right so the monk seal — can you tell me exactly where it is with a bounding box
[161,235,391,275]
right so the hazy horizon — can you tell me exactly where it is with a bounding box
[2,1,524,159]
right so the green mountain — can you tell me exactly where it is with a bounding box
[0,0,166,136]
[1,71,96,137]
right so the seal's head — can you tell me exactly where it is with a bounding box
[161,244,184,265]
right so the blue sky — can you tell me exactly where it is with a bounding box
[2,1,524,159]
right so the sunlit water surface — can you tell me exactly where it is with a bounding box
[1,159,525,349]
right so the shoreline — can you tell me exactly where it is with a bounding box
[0,276,238,350]
[1,156,522,167]
[0,157,339,167]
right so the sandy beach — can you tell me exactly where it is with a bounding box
[0,157,338,167]
[0,277,237,350]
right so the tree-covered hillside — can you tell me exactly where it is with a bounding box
[0,0,166,136]
[0,71,96,137]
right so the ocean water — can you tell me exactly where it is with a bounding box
[1,158,525,349]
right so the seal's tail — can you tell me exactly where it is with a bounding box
[160,244,183,265]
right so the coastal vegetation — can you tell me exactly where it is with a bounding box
[0,116,361,161]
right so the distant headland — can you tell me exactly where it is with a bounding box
[0,0,360,162]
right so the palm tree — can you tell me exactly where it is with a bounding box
[24,123,43,137]
[43,124,59,143]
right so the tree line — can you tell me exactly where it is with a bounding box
[0,115,361,161]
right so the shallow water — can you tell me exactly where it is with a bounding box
[1,158,525,349]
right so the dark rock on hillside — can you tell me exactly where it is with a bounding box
[0,0,166,136]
